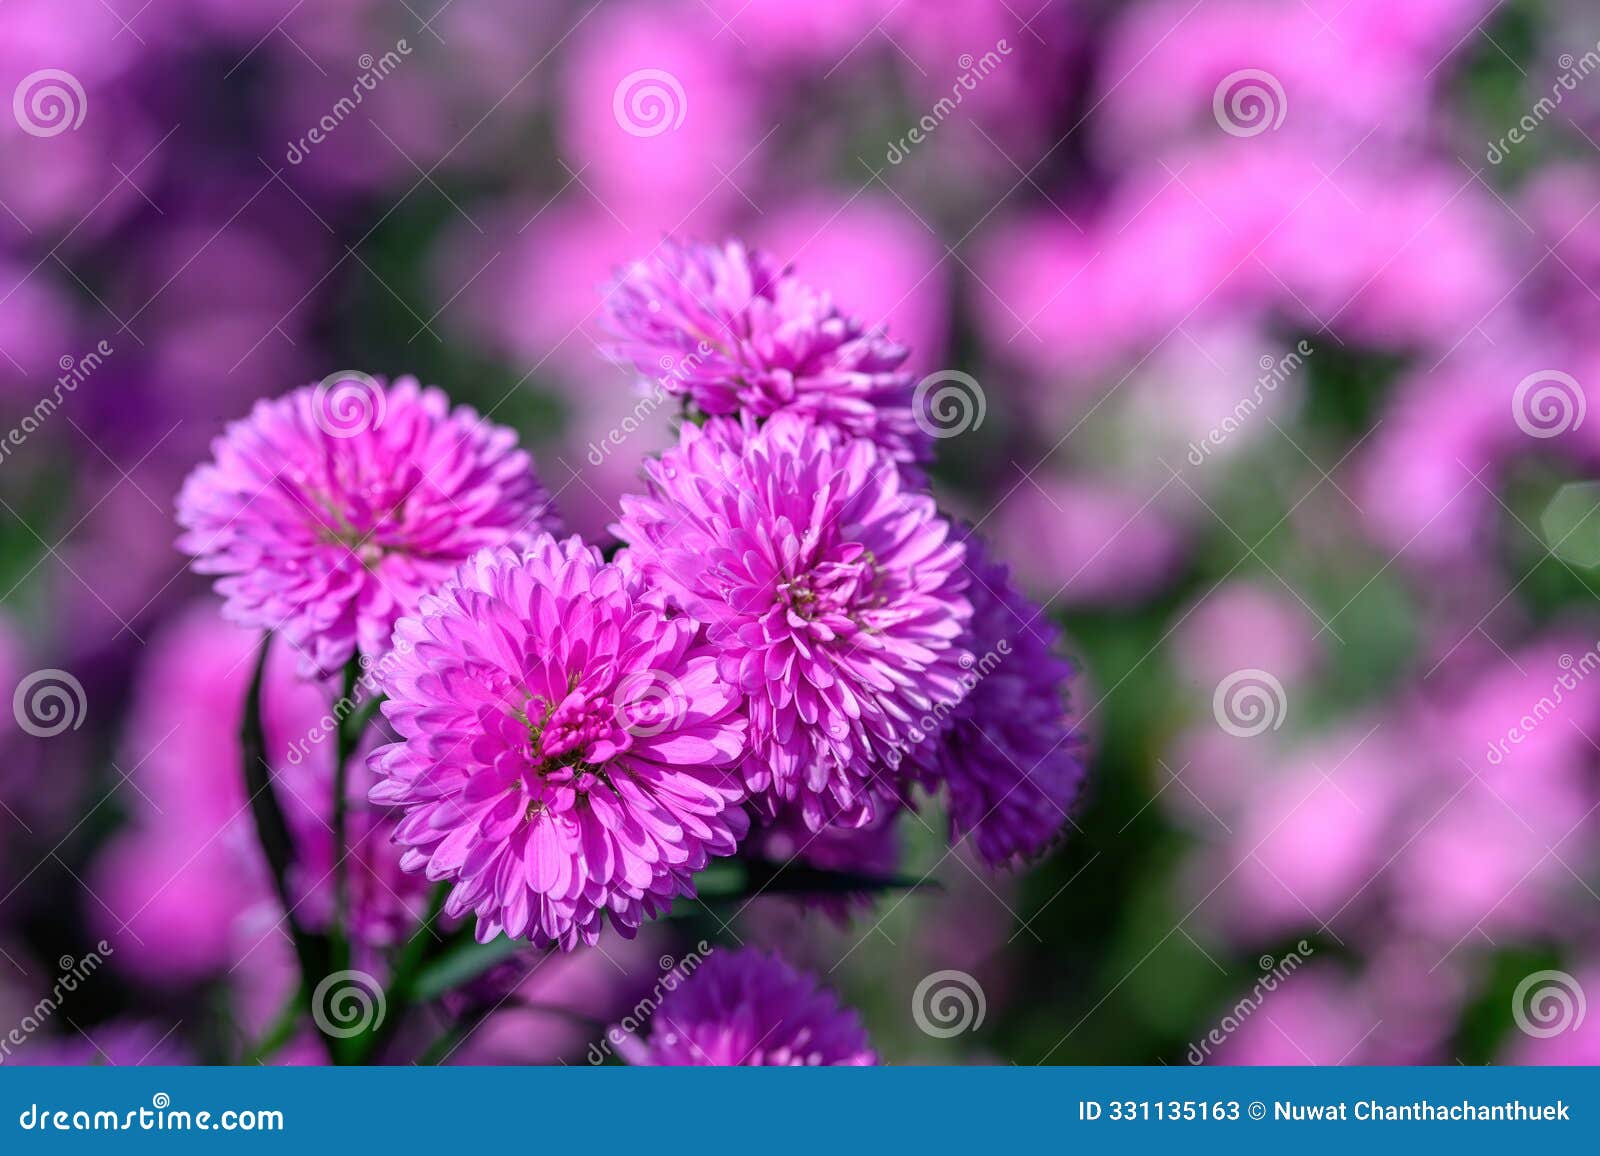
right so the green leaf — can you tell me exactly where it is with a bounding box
[411,933,532,1003]
[696,859,935,902]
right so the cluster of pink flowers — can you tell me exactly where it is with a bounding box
[173,242,1084,1062]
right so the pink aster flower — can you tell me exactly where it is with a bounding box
[623,948,875,1066]
[604,239,927,462]
[616,413,971,829]
[176,375,558,677]
[368,535,749,949]
[907,536,1084,867]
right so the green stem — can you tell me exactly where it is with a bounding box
[344,882,450,1065]
[345,689,386,736]
[704,859,934,901]
[330,657,362,976]
[241,634,334,1060]
[410,928,528,1003]
[245,983,306,1065]
[416,1017,477,1068]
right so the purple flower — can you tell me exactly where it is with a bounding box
[368,535,749,949]
[604,239,927,462]
[908,536,1085,867]
[176,375,558,677]
[624,948,875,1065]
[616,413,971,829]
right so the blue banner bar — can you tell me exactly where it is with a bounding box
[2,1067,1595,1149]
